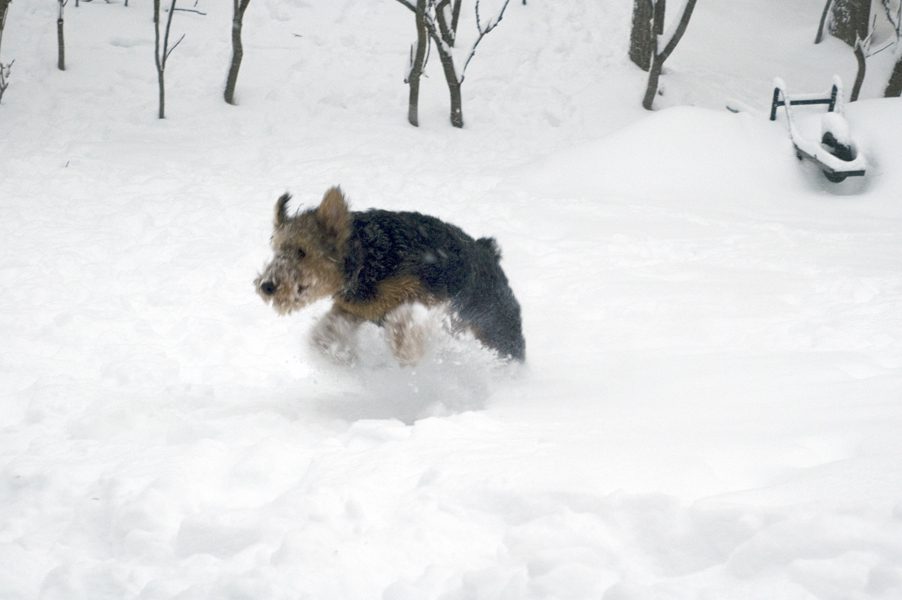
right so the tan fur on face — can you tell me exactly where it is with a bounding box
[255,189,353,314]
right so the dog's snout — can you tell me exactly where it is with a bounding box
[260,280,277,296]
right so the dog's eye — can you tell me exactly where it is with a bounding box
[296,247,306,259]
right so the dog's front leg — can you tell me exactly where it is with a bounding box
[311,305,362,364]
[383,303,432,366]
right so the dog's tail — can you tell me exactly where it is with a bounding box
[476,237,502,261]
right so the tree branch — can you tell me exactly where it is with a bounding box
[172,7,206,16]
[162,0,177,68]
[851,36,867,101]
[460,0,511,82]
[165,32,186,60]
[393,0,416,12]
[657,0,697,62]
[815,0,833,44]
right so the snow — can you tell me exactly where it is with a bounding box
[1,1,902,599]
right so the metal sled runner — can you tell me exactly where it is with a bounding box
[770,76,866,183]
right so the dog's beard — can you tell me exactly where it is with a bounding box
[255,261,321,315]
[264,283,310,315]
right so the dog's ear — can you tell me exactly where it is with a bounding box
[316,186,351,241]
[274,193,292,227]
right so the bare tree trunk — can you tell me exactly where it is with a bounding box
[0,0,11,58]
[850,39,866,101]
[815,0,833,43]
[224,0,250,105]
[830,0,870,47]
[629,0,655,71]
[0,0,10,104]
[57,17,65,70]
[406,0,427,126]
[652,0,666,52]
[154,0,165,118]
[157,67,165,118]
[886,51,902,96]
[57,1,65,71]
[643,57,664,110]
[642,0,696,110]
[153,0,184,119]
[435,45,463,128]
[438,9,464,129]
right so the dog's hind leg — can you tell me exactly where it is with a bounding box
[466,303,525,362]
[311,305,362,365]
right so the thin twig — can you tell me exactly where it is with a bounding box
[461,0,511,81]
[165,32,186,60]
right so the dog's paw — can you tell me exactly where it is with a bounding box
[310,310,360,366]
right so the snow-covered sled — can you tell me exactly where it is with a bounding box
[769,76,867,183]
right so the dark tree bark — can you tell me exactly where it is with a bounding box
[629,0,655,71]
[830,0,871,47]
[154,0,165,118]
[425,1,465,127]
[57,1,65,71]
[642,0,696,110]
[850,39,867,101]
[886,52,902,96]
[0,0,10,103]
[224,0,251,105]
[814,0,833,43]
[0,0,11,58]
[395,0,509,128]
[153,0,184,119]
[0,59,11,103]
[406,0,428,126]
[435,44,463,128]
[57,18,64,70]
[435,0,462,47]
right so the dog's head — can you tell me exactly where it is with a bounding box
[255,187,351,315]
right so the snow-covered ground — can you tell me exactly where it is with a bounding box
[2,1,902,599]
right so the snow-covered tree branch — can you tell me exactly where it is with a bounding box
[829,0,871,47]
[395,0,513,128]
[0,58,12,103]
[833,0,902,100]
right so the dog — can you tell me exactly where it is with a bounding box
[254,186,525,363]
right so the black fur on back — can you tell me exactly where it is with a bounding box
[341,209,525,361]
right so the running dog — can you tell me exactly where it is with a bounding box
[255,187,525,363]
